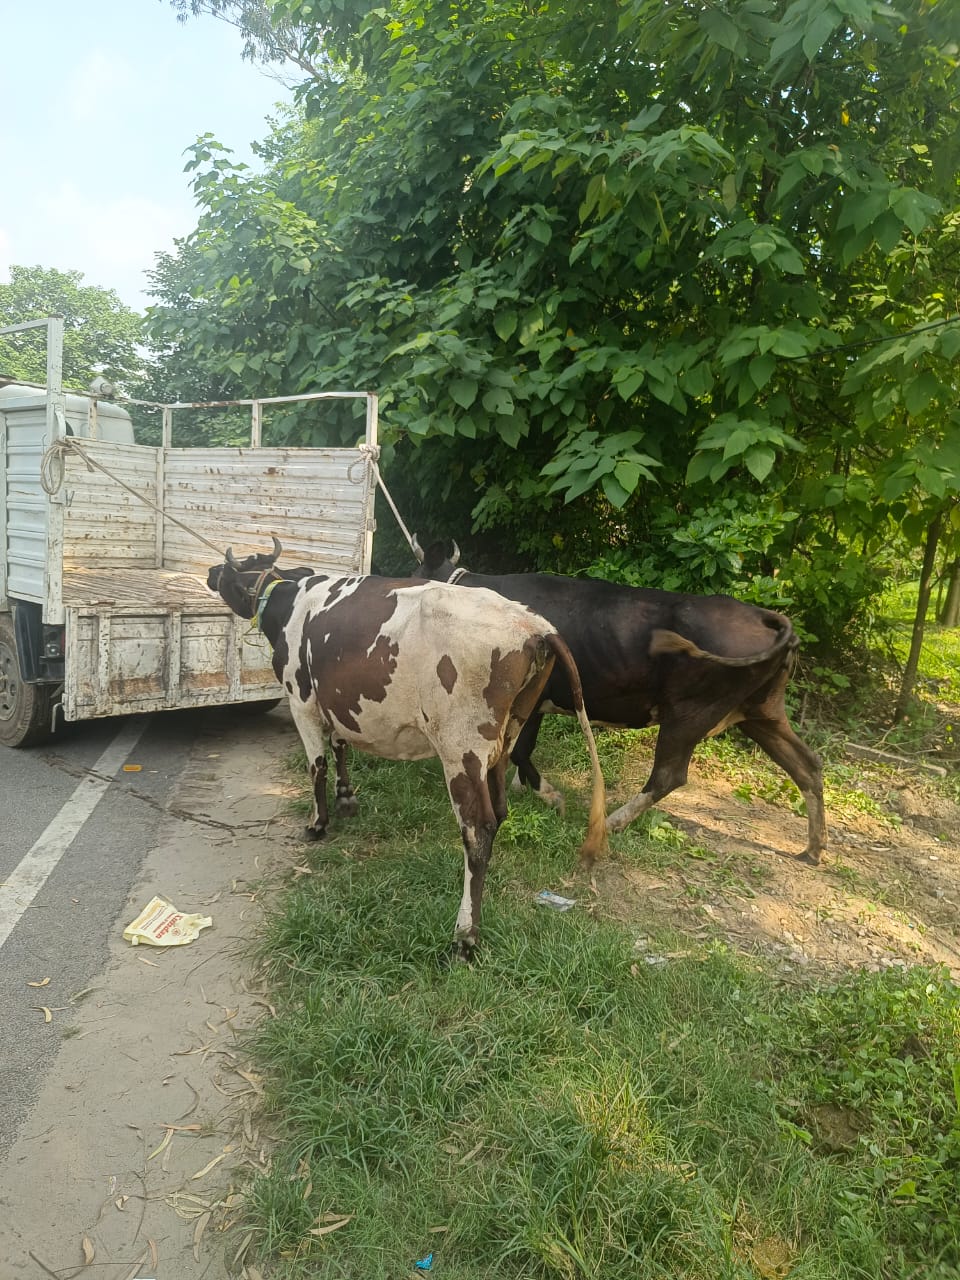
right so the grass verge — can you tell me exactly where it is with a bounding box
[238,742,960,1280]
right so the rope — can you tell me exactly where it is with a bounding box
[40,437,226,558]
[348,443,419,557]
[40,435,419,571]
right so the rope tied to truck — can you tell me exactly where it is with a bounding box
[347,443,418,557]
[39,436,226,557]
[40,436,421,567]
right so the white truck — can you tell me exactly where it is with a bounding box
[0,316,378,747]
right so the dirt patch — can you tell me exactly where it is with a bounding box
[589,753,960,983]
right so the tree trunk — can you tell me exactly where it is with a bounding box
[939,557,960,627]
[893,511,943,724]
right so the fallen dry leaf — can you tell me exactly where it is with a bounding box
[27,977,51,988]
[148,1129,173,1162]
[192,1151,228,1180]
[308,1213,354,1238]
[81,1234,95,1264]
[33,1006,53,1023]
[232,1230,254,1268]
[193,1210,212,1262]
[137,956,160,968]
[147,1237,159,1269]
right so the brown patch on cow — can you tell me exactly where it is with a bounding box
[437,654,458,693]
[471,638,554,747]
[296,579,400,731]
[447,750,490,831]
[484,640,550,716]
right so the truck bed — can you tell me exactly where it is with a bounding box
[63,567,217,611]
[61,567,281,719]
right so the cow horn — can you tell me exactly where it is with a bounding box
[225,546,239,569]
[269,535,283,564]
[450,540,460,567]
[411,533,424,563]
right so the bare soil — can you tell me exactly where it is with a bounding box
[590,746,960,982]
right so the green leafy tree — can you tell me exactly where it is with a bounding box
[152,0,960,654]
[0,265,144,389]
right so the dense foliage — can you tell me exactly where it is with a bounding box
[150,0,960,649]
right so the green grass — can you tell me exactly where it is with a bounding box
[236,737,960,1280]
[861,581,960,762]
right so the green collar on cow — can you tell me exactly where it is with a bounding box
[254,577,284,632]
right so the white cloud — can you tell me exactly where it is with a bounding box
[33,182,196,310]
[63,50,137,125]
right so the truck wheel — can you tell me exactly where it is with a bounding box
[0,615,53,748]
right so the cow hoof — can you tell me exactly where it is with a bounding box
[449,933,478,965]
[303,825,327,842]
[542,788,566,817]
[796,849,822,867]
[336,793,359,818]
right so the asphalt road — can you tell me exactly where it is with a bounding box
[0,710,217,1154]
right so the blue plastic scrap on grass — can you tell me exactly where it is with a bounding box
[414,1253,434,1271]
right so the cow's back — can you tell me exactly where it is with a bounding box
[280,576,554,757]
[449,572,795,724]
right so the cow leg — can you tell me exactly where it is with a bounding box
[487,755,510,827]
[446,759,499,961]
[606,723,701,832]
[509,712,565,814]
[738,717,826,865]
[288,701,331,840]
[333,740,359,817]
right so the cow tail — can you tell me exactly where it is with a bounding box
[649,618,798,668]
[545,633,608,864]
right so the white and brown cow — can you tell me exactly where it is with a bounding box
[207,541,607,957]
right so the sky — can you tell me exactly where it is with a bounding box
[0,1,291,313]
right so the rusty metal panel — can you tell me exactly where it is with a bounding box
[160,447,375,576]
[63,597,279,721]
[61,440,160,569]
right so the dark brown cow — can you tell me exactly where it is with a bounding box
[207,541,607,956]
[412,539,826,866]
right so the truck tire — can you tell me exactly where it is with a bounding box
[0,614,54,748]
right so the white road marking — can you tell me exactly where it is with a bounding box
[0,718,148,950]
